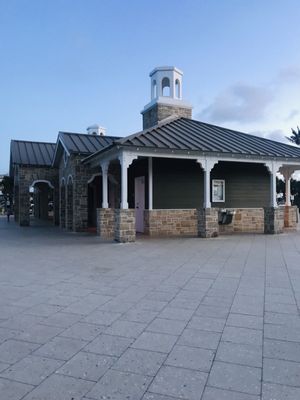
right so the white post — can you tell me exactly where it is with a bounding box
[285,177,291,206]
[101,161,109,208]
[267,161,280,208]
[119,152,137,209]
[204,169,211,208]
[197,158,217,209]
[148,157,153,210]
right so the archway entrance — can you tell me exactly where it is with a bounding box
[30,180,54,222]
[88,175,102,228]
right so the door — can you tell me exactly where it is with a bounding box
[135,176,145,233]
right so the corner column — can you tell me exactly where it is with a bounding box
[264,161,283,233]
[97,161,114,239]
[114,152,137,242]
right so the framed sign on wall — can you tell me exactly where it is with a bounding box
[212,179,225,202]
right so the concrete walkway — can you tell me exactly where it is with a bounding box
[1,216,300,400]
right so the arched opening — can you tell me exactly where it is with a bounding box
[30,180,54,222]
[88,174,102,228]
[162,77,170,96]
[66,176,74,231]
[60,178,66,228]
[175,79,180,98]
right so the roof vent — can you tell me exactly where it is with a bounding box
[87,124,106,136]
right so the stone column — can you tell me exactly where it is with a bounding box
[53,185,60,225]
[197,208,219,238]
[97,208,114,238]
[114,209,136,243]
[264,207,284,234]
[60,184,66,228]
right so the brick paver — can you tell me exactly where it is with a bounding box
[0,216,300,399]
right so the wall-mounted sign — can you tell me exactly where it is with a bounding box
[212,179,225,202]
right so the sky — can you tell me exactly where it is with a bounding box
[1,0,300,173]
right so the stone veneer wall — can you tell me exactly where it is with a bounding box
[114,209,136,243]
[284,206,298,229]
[144,209,198,237]
[264,207,284,234]
[97,208,114,239]
[197,208,219,238]
[142,103,192,129]
[219,208,264,234]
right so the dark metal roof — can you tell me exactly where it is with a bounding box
[59,132,119,154]
[10,140,56,166]
[117,117,300,159]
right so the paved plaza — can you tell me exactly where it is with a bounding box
[1,216,300,399]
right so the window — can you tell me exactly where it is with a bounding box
[153,80,157,98]
[212,179,225,202]
[175,79,180,98]
[63,151,68,166]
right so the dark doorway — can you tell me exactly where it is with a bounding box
[88,175,102,228]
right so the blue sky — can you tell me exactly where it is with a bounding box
[1,0,300,173]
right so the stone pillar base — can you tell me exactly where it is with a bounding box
[284,205,298,229]
[197,208,219,238]
[114,209,136,243]
[264,207,284,234]
[97,208,114,239]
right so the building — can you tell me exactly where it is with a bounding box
[9,66,300,241]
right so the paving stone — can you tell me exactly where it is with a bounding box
[262,382,300,400]
[104,320,147,338]
[40,312,82,328]
[178,328,221,350]
[22,373,94,400]
[222,326,263,346]
[146,318,186,335]
[84,334,133,356]
[202,386,260,400]
[264,312,300,326]
[263,357,300,386]
[265,302,298,314]
[264,338,300,362]
[0,339,39,364]
[131,332,178,353]
[264,323,300,342]
[142,393,181,400]
[25,304,63,317]
[0,355,63,385]
[15,323,64,344]
[0,377,34,400]
[83,310,122,326]
[226,313,263,330]
[59,322,105,341]
[120,308,158,324]
[0,327,18,344]
[216,341,262,367]
[149,365,207,400]
[56,351,115,381]
[158,306,194,321]
[208,361,261,395]
[112,348,166,376]
[33,336,87,361]
[196,304,230,318]
[86,369,151,400]
[187,315,226,332]
[165,344,214,371]
[0,361,10,372]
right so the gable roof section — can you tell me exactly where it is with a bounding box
[10,140,56,167]
[52,132,120,166]
[116,117,300,159]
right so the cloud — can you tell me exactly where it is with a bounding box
[250,129,288,143]
[199,83,274,124]
[276,66,300,84]
[285,109,300,121]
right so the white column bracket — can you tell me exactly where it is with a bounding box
[196,157,218,208]
[118,151,138,209]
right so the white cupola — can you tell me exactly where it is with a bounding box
[87,124,106,136]
[141,66,192,129]
[150,66,183,100]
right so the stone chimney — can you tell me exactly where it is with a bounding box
[141,66,192,130]
[87,124,106,136]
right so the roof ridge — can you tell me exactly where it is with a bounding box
[59,131,119,140]
[11,139,56,145]
[116,115,182,145]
